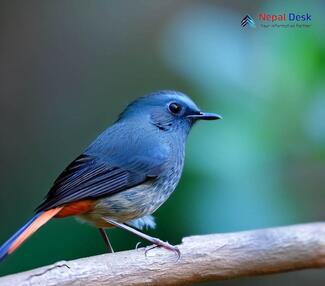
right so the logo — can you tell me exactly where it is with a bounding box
[241,15,256,28]
[241,13,312,29]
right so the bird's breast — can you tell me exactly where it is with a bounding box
[81,153,185,225]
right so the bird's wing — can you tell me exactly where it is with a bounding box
[35,151,166,212]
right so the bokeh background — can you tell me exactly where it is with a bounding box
[1,0,324,284]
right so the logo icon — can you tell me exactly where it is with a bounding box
[241,15,256,28]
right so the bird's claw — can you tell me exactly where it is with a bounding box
[144,238,181,261]
[144,244,158,256]
[135,242,142,251]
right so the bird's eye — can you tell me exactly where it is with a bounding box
[168,102,182,114]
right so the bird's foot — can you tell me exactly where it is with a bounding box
[144,238,180,260]
[106,219,180,260]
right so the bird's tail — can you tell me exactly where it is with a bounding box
[0,207,62,262]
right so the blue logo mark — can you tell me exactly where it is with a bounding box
[241,15,256,28]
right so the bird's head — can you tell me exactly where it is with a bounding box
[118,90,222,135]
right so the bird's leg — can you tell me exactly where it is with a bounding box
[98,228,114,253]
[105,219,180,259]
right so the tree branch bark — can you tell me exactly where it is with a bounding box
[1,223,325,286]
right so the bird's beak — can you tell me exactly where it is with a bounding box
[187,112,223,120]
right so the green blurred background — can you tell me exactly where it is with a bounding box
[1,0,324,284]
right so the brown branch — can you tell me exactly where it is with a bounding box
[0,223,324,286]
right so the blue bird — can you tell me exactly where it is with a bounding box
[0,90,221,261]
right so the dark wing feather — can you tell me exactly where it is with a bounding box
[35,154,147,212]
[36,122,170,213]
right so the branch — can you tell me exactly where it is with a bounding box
[0,223,324,286]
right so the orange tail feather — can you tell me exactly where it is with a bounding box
[8,207,63,254]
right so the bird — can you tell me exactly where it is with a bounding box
[0,90,221,261]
